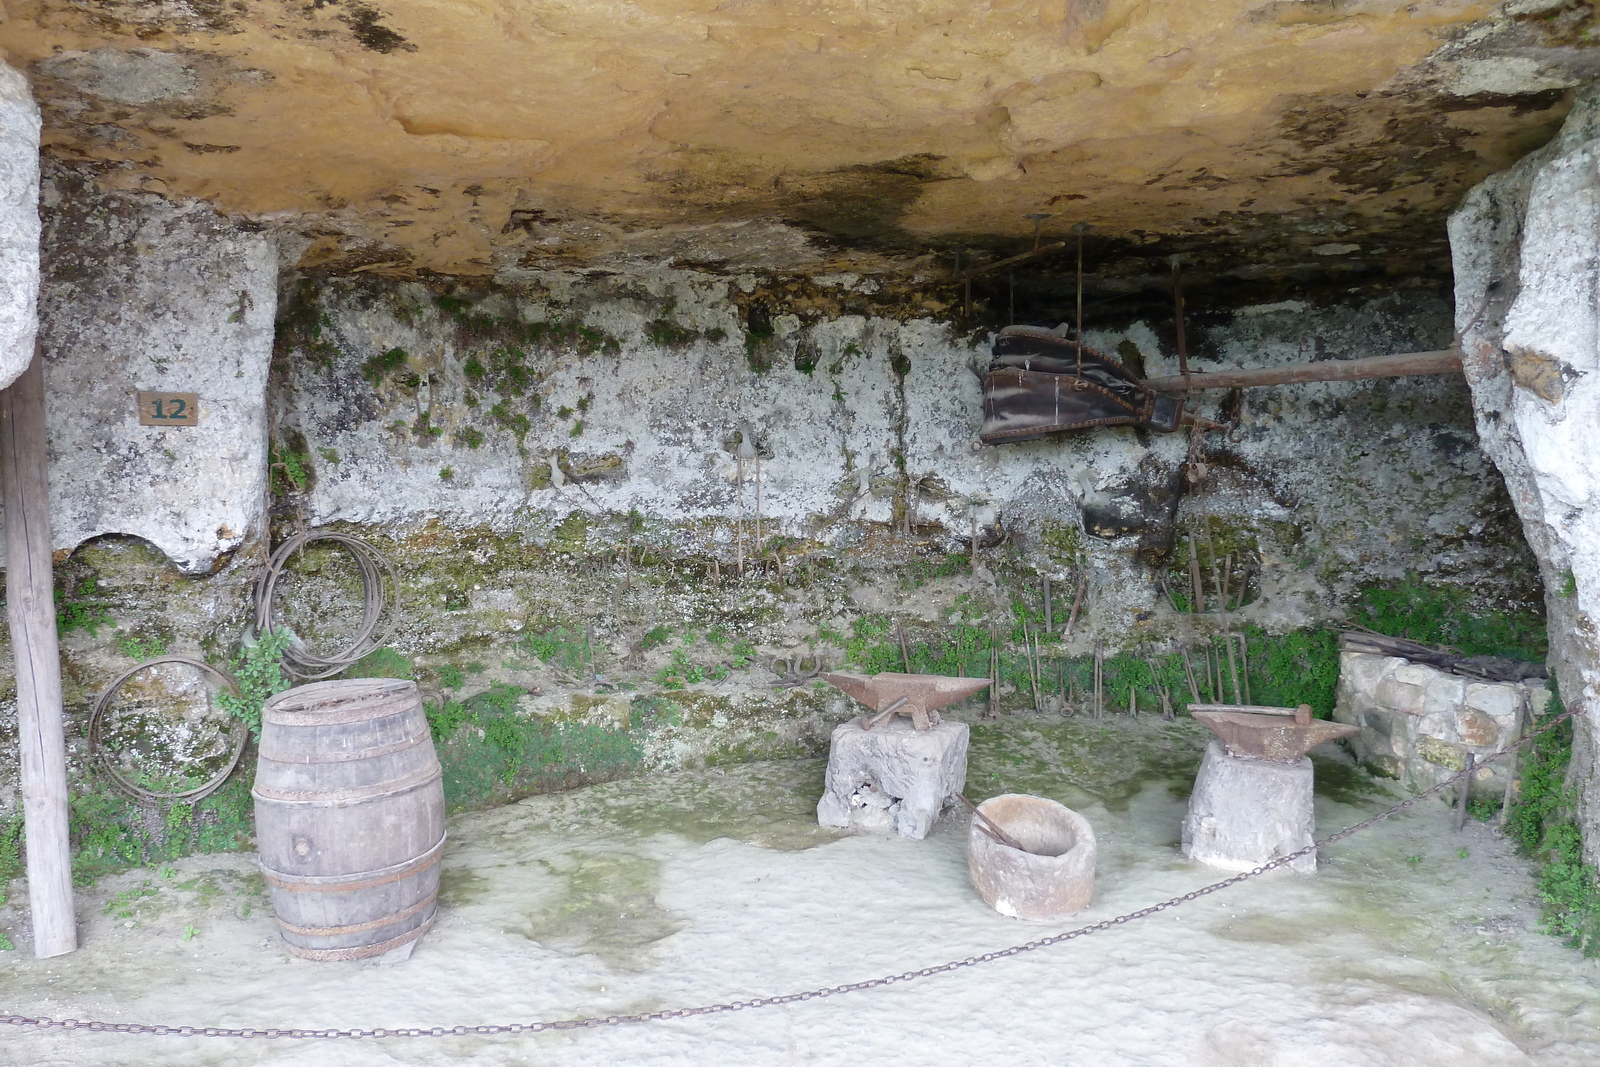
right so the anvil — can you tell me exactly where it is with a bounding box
[821,671,992,731]
[1188,703,1359,762]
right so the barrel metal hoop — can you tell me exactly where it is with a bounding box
[274,893,436,938]
[264,701,420,729]
[263,680,417,725]
[257,731,433,765]
[282,915,435,962]
[252,762,441,806]
[261,835,446,892]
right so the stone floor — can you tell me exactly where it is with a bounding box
[1,716,1597,1066]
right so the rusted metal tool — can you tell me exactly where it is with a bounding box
[1188,703,1358,762]
[822,671,992,731]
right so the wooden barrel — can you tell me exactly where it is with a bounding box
[252,679,445,961]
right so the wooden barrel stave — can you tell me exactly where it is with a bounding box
[253,679,446,961]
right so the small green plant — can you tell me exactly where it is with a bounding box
[1506,702,1600,955]
[437,665,465,690]
[1405,855,1423,865]
[488,402,531,440]
[569,421,583,437]
[639,626,672,652]
[425,698,474,743]
[1562,570,1578,598]
[343,648,414,680]
[439,467,455,481]
[645,318,697,347]
[523,625,590,677]
[654,644,705,690]
[215,629,293,741]
[462,354,486,381]
[57,577,113,637]
[0,817,22,887]
[103,882,159,918]
[317,447,339,465]
[455,428,484,449]
[0,934,13,951]
[414,412,444,439]
[1467,794,1501,823]
[556,405,574,419]
[116,633,169,660]
[361,346,409,384]
[182,925,199,942]
[269,444,310,494]
[159,866,177,879]
[1458,846,1470,859]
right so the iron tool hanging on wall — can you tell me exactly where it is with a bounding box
[979,227,1221,444]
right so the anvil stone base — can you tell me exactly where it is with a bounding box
[1181,741,1316,874]
[816,718,969,841]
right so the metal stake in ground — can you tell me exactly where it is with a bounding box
[1065,575,1086,639]
[1455,752,1477,831]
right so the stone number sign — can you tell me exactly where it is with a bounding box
[138,391,199,427]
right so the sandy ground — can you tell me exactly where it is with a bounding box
[1,719,1598,1066]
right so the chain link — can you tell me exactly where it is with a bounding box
[2,706,1577,1041]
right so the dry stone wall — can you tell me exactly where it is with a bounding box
[1333,649,1549,798]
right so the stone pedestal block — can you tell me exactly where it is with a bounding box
[1181,741,1316,874]
[816,718,968,840]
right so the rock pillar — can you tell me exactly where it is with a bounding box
[1449,93,1600,865]
[0,63,39,390]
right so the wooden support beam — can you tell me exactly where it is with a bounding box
[1,349,76,957]
[958,241,1068,282]
[1141,349,1462,393]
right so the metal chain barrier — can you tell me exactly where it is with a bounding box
[2,705,1579,1042]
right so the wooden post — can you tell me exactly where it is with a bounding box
[1,350,76,957]
[1141,349,1462,393]
[1455,752,1476,832]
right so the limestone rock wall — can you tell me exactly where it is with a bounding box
[1450,92,1600,865]
[0,204,1551,844]
[24,172,277,573]
[0,62,38,391]
[1333,649,1548,798]
[276,272,1526,640]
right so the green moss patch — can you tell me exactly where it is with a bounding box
[1503,700,1600,955]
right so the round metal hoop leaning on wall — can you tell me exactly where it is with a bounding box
[89,656,248,803]
[252,529,400,681]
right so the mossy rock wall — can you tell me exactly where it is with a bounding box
[0,268,1549,888]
